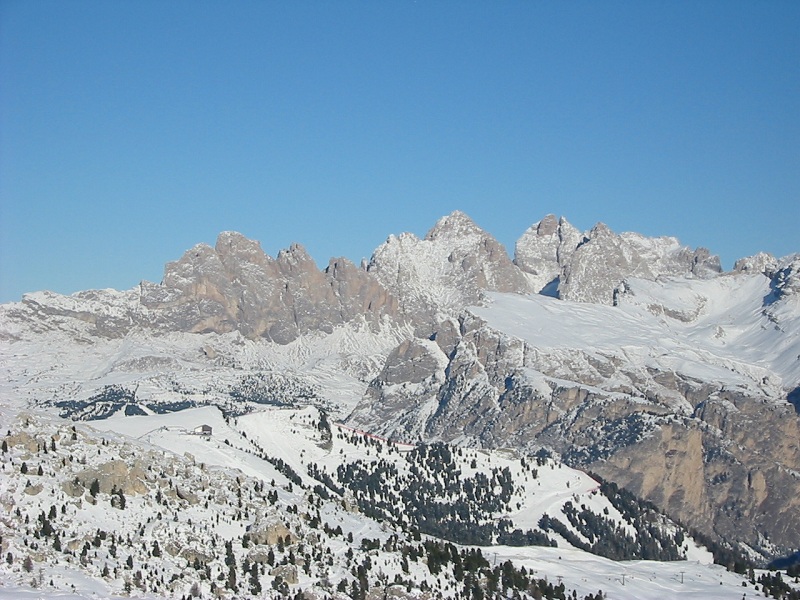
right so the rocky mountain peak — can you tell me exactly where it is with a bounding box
[368,212,530,325]
[587,221,613,238]
[325,256,356,279]
[424,210,483,241]
[555,224,721,304]
[215,230,266,260]
[535,213,559,236]
[686,246,722,278]
[514,214,581,293]
[161,242,226,292]
[276,242,316,276]
[323,255,400,318]
[734,252,779,276]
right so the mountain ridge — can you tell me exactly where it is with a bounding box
[3,211,758,342]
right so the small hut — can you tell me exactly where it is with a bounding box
[193,424,212,437]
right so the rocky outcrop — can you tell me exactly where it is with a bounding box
[270,564,299,584]
[3,232,402,343]
[75,459,150,496]
[514,214,581,293]
[4,430,39,454]
[514,216,722,304]
[248,516,295,546]
[558,223,721,304]
[139,233,401,343]
[367,211,531,329]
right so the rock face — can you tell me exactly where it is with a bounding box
[600,393,800,550]
[514,214,582,293]
[139,232,400,343]
[367,211,531,329]
[3,232,401,344]
[515,218,722,304]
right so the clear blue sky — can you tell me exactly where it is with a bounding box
[1,1,798,303]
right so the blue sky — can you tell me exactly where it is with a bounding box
[1,1,798,303]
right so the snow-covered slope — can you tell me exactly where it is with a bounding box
[0,318,412,423]
[4,402,779,600]
[472,271,800,393]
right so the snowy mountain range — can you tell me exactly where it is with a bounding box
[1,211,799,599]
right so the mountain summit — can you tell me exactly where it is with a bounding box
[367,210,530,325]
[514,215,722,304]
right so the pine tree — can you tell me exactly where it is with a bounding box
[249,562,261,594]
[226,563,237,591]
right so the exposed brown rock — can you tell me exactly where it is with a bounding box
[248,516,294,546]
[75,459,150,496]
